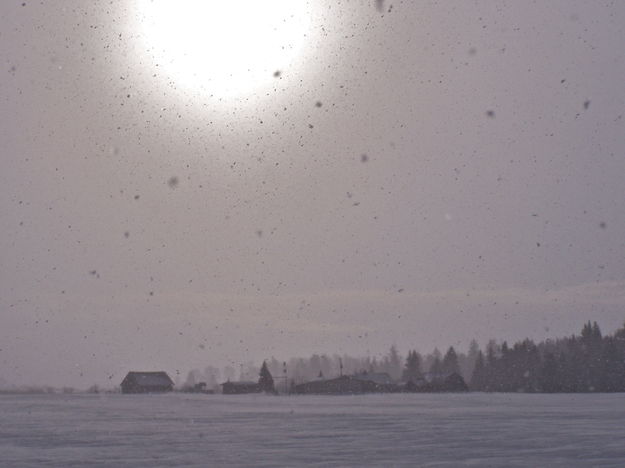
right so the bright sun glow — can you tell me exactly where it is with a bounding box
[136,0,313,98]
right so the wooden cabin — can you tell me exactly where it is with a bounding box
[221,381,261,395]
[120,371,174,394]
[294,375,379,395]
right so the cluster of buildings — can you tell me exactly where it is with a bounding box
[119,369,467,395]
[291,371,467,394]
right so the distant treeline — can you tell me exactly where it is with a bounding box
[471,321,625,392]
[186,321,625,393]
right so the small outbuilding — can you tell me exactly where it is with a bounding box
[120,371,174,394]
[294,375,381,395]
[221,361,275,394]
[410,372,468,393]
[221,381,261,394]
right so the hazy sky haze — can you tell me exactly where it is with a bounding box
[1,0,624,388]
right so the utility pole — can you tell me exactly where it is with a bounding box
[283,361,288,394]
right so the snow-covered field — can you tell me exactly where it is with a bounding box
[1,392,625,467]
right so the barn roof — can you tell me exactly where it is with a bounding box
[122,371,174,387]
[353,372,393,385]
[221,380,258,386]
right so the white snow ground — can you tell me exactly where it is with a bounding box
[1,393,625,467]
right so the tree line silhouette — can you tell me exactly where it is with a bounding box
[470,321,625,392]
[182,321,625,393]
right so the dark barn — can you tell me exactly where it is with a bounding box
[294,375,381,395]
[120,371,174,394]
[221,381,262,395]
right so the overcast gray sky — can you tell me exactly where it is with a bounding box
[1,0,624,388]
